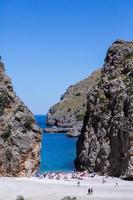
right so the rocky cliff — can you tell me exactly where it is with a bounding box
[0,61,42,177]
[47,69,101,136]
[75,40,133,179]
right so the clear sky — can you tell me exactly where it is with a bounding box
[0,0,133,114]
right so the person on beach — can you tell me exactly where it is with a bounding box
[90,188,93,195]
[88,188,93,195]
[77,181,80,187]
[102,177,106,183]
[88,188,90,195]
[115,181,118,186]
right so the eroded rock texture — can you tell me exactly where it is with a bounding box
[47,70,101,136]
[0,61,42,177]
[75,40,133,179]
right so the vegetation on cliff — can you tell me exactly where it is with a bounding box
[0,61,42,177]
[47,69,101,136]
[75,40,133,179]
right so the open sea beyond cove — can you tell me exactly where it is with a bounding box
[35,115,77,173]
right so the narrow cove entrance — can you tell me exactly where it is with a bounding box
[35,115,77,173]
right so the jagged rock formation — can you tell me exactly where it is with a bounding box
[0,61,42,177]
[47,69,101,136]
[75,40,133,179]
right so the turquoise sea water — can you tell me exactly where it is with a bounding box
[35,115,77,173]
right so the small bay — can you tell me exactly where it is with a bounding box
[35,115,77,173]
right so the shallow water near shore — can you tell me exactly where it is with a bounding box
[35,115,77,173]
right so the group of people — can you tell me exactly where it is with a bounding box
[36,171,95,180]
[88,188,93,195]
[77,181,94,195]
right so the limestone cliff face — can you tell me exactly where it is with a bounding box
[75,40,133,179]
[47,70,101,136]
[0,61,42,177]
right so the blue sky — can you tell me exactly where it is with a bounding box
[0,0,133,114]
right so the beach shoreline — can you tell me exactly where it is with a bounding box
[0,174,133,200]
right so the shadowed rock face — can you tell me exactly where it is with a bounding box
[0,61,42,177]
[75,40,133,179]
[47,69,101,136]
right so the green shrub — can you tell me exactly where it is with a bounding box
[126,84,133,94]
[0,92,9,106]
[97,80,103,87]
[99,96,106,103]
[67,108,71,112]
[123,76,130,84]
[95,92,100,98]
[61,197,77,200]
[82,103,86,107]
[124,51,133,60]
[16,195,25,200]
[76,112,85,121]
[102,106,110,114]
[0,91,9,116]
[6,149,12,162]
[108,74,116,80]
[1,125,11,142]
[24,116,34,130]
[75,92,81,96]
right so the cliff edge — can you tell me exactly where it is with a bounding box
[0,61,42,177]
[47,69,101,136]
[75,40,133,179]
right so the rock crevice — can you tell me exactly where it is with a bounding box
[0,61,42,177]
[75,40,133,179]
